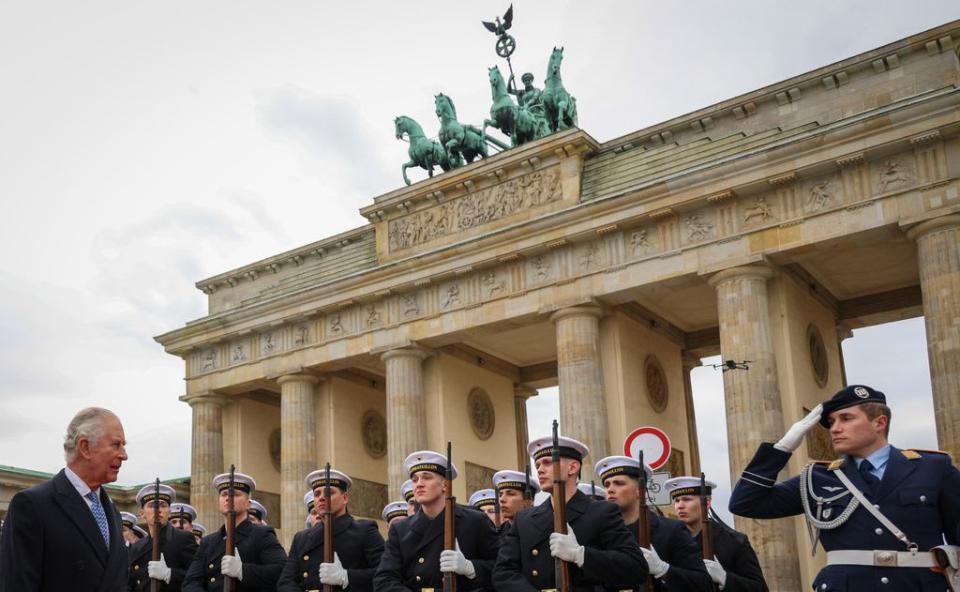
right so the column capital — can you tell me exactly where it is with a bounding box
[549,304,604,324]
[180,391,228,407]
[380,344,433,363]
[681,352,702,371]
[707,263,776,288]
[905,214,960,241]
[276,372,321,387]
[513,385,538,399]
[836,322,854,341]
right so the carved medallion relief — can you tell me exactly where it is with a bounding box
[644,355,669,413]
[807,324,829,388]
[361,410,387,459]
[468,388,496,440]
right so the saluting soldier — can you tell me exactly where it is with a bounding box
[493,436,646,591]
[190,524,205,547]
[246,500,267,526]
[128,483,198,591]
[664,476,767,591]
[182,472,287,592]
[121,512,141,547]
[383,501,410,528]
[469,489,499,524]
[595,455,711,591]
[492,469,539,533]
[169,503,197,533]
[374,450,500,591]
[277,468,384,592]
[729,384,960,590]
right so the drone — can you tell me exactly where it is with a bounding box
[710,360,753,372]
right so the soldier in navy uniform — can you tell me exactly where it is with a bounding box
[374,450,500,591]
[729,384,960,591]
[664,476,767,591]
[401,479,419,516]
[169,503,197,534]
[246,500,267,526]
[190,524,205,547]
[182,472,287,591]
[595,455,711,591]
[128,483,198,591]
[493,435,646,591]
[277,468,384,592]
[576,481,606,501]
[492,469,538,534]
[121,511,142,547]
[383,501,410,528]
[302,491,318,529]
[469,489,499,525]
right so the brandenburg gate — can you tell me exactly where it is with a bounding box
[156,21,960,589]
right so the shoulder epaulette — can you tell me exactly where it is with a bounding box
[828,459,845,471]
[905,448,951,459]
[808,460,831,466]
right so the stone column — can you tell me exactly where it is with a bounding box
[182,391,226,531]
[514,386,537,468]
[277,373,319,549]
[681,353,702,475]
[382,346,431,499]
[550,305,609,477]
[708,265,801,590]
[907,215,960,460]
[836,322,854,387]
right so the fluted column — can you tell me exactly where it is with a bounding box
[382,346,431,499]
[550,305,609,477]
[277,373,319,549]
[709,265,801,590]
[907,215,960,460]
[182,391,226,531]
[514,386,537,468]
[681,353,702,475]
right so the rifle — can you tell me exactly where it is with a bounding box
[150,478,161,592]
[551,420,570,592]
[494,486,502,529]
[590,480,597,500]
[638,452,653,592]
[323,462,336,592]
[224,465,236,592]
[700,472,714,560]
[443,442,456,592]
[523,463,534,508]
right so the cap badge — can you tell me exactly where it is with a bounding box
[854,386,869,398]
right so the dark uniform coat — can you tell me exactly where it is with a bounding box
[277,514,384,592]
[181,519,287,592]
[127,522,198,591]
[374,503,499,591]
[692,521,767,592]
[729,443,960,591]
[493,490,646,592]
[616,512,712,592]
[0,469,129,592]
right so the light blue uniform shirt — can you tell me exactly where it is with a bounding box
[853,444,891,480]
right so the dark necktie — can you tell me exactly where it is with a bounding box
[858,460,879,496]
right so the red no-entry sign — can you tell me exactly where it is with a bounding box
[623,426,672,470]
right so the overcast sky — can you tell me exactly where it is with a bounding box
[2,2,957,516]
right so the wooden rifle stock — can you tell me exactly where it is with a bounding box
[637,452,653,591]
[551,420,570,592]
[443,441,457,592]
[150,478,161,592]
[323,462,336,592]
[700,472,714,560]
[224,465,236,592]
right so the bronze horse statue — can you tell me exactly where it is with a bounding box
[435,93,488,166]
[483,65,550,147]
[541,47,578,132]
[394,115,454,186]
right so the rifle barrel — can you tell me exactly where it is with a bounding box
[224,465,236,592]
[150,478,161,592]
[551,420,569,592]
[323,463,335,592]
[443,442,456,592]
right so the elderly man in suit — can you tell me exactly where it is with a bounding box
[0,407,130,592]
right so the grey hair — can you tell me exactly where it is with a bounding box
[63,407,116,463]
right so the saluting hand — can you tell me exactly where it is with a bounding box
[704,558,727,587]
[319,552,349,587]
[774,403,824,453]
[549,524,585,567]
[439,539,476,579]
[221,548,243,581]
[147,553,172,584]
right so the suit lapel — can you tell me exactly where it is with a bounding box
[565,491,588,525]
[52,471,108,565]
[100,493,127,587]
[874,447,917,502]
[528,498,555,547]
[411,509,444,556]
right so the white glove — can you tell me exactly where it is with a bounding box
[641,545,669,579]
[549,524,585,568]
[318,551,350,587]
[147,553,172,584]
[704,558,727,588]
[774,404,824,452]
[439,539,477,579]
[221,548,243,581]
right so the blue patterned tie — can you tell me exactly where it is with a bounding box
[85,491,111,547]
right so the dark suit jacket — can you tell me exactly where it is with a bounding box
[693,521,768,592]
[493,491,645,591]
[127,522,198,591]
[181,519,286,591]
[277,514,384,592]
[0,469,129,592]
[374,503,499,591]
[619,512,712,592]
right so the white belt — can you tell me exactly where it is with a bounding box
[826,550,935,568]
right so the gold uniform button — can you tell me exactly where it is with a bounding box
[208,563,214,569]
[134,565,140,571]
[303,555,309,561]
[532,569,539,577]
[209,577,216,583]
[418,557,425,563]
[416,575,422,582]
[531,548,539,556]
[303,571,309,578]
